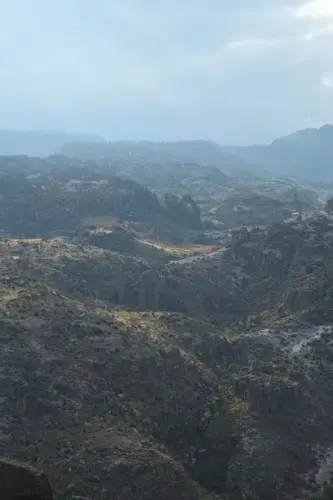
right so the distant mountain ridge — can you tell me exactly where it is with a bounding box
[60,125,333,181]
[222,124,333,181]
[1,124,333,180]
[59,139,258,180]
[0,130,103,157]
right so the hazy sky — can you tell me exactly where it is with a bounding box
[1,0,333,144]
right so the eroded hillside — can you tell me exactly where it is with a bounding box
[1,153,333,499]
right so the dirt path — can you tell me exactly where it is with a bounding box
[167,247,226,266]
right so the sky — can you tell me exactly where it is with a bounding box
[1,0,333,144]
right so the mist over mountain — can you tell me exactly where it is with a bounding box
[0,130,103,157]
[223,124,333,181]
[60,124,333,181]
[1,124,332,182]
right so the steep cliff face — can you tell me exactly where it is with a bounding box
[21,216,333,328]
[128,217,333,324]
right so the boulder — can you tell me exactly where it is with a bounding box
[0,457,53,500]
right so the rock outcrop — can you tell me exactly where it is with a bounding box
[0,457,53,499]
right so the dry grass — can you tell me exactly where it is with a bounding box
[109,309,170,342]
[223,385,249,425]
[81,216,120,228]
[81,216,217,258]
[0,286,22,307]
[5,237,43,244]
[84,418,143,452]
[138,239,217,256]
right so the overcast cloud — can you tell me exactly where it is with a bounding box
[1,0,333,144]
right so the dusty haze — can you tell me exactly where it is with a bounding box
[1,0,333,143]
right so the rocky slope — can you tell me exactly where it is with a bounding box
[1,212,333,499]
[0,239,238,500]
[0,154,323,236]
[61,215,333,327]
[0,159,202,237]
[223,124,333,181]
[2,153,333,499]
